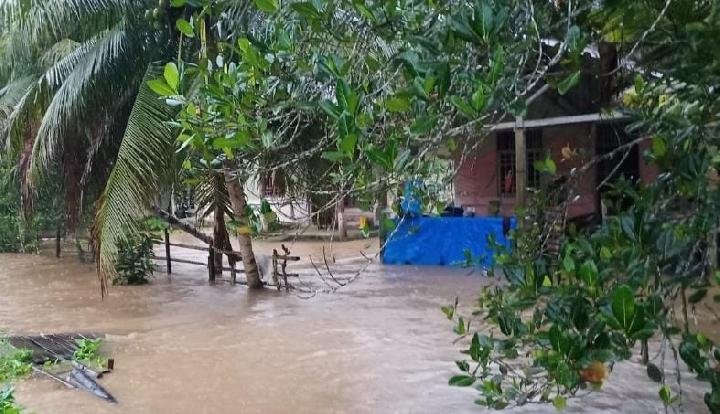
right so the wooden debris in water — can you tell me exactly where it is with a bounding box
[6,333,116,403]
[7,333,101,364]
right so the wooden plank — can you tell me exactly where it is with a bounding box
[166,242,209,252]
[154,256,244,274]
[490,111,630,131]
[154,256,207,267]
[155,242,244,259]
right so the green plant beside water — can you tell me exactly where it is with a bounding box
[114,232,156,285]
[0,340,31,414]
[73,339,107,369]
[0,385,23,414]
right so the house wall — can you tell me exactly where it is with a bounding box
[245,177,311,224]
[454,123,599,218]
[544,124,597,217]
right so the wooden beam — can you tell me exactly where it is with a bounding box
[490,111,629,132]
[514,117,527,207]
[152,207,213,245]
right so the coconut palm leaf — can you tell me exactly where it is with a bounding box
[29,25,129,179]
[95,64,179,295]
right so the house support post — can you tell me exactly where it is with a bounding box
[514,117,527,208]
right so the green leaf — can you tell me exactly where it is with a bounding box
[383,218,396,232]
[319,101,340,119]
[321,151,347,161]
[441,304,455,320]
[471,86,485,111]
[340,134,358,156]
[469,333,481,361]
[181,159,191,170]
[579,260,598,286]
[562,255,575,273]
[147,79,175,96]
[455,360,470,372]
[163,63,179,92]
[600,246,612,260]
[659,386,673,405]
[449,375,475,387]
[679,338,706,373]
[454,316,466,335]
[611,285,635,331]
[647,363,663,383]
[212,131,251,149]
[552,396,567,411]
[450,96,476,118]
[291,2,320,18]
[557,71,581,95]
[545,158,557,175]
[688,288,708,304]
[254,0,279,13]
[652,136,667,158]
[386,96,411,113]
[175,18,195,37]
[634,74,645,94]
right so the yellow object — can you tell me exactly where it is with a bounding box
[358,216,368,229]
[580,361,608,384]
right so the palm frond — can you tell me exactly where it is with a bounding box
[1,0,136,60]
[193,170,232,222]
[28,25,129,184]
[39,39,82,71]
[95,64,178,295]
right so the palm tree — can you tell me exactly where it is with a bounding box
[0,0,266,293]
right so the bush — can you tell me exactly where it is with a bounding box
[0,216,38,254]
[113,230,157,285]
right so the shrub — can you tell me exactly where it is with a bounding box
[113,230,158,285]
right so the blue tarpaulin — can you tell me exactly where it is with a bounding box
[383,216,515,267]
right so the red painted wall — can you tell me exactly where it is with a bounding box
[454,124,599,218]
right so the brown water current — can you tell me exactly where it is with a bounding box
[0,241,712,413]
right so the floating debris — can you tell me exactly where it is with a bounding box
[7,333,116,403]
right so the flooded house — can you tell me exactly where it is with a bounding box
[453,62,658,222]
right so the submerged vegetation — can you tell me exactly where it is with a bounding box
[0,385,23,414]
[0,339,31,414]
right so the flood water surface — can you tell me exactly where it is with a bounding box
[0,245,711,413]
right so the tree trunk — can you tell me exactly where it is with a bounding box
[224,167,262,288]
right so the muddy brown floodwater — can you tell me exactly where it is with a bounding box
[0,240,712,413]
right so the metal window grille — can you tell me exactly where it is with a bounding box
[497,129,543,195]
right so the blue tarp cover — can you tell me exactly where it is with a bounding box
[383,216,514,267]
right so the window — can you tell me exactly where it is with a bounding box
[497,129,543,195]
[261,173,283,197]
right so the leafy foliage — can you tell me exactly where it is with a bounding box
[0,385,23,414]
[0,342,32,383]
[113,219,164,286]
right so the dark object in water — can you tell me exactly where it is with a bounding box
[7,333,101,364]
[6,333,116,403]
[66,366,116,403]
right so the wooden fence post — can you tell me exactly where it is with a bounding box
[55,227,62,258]
[208,240,216,282]
[164,229,172,274]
